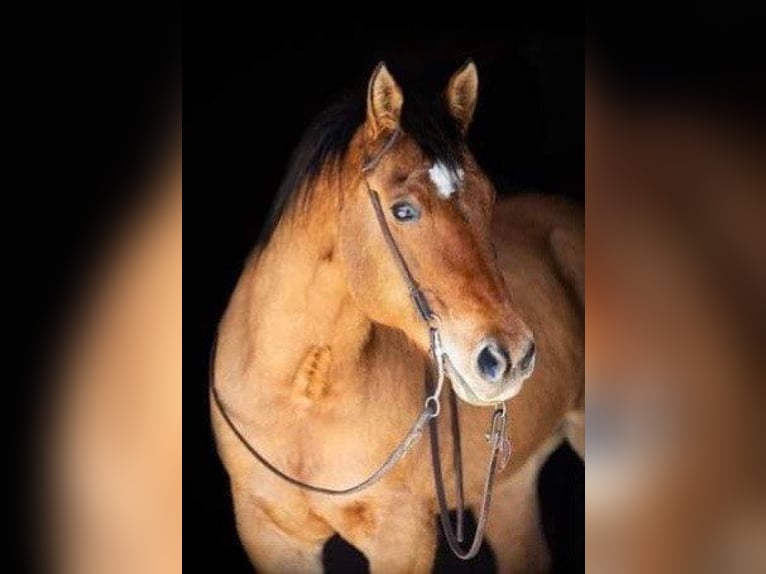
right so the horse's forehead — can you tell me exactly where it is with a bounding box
[389,142,467,197]
[427,161,464,199]
[381,137,478,201]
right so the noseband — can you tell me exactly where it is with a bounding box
[210,129,511,560]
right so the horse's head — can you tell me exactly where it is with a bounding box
[339,62,536,405]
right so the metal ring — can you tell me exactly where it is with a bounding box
[427,312,442,331]
[490,403,507,437]
[424,396,441,418]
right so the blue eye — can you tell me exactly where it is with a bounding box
[391,201,420,222]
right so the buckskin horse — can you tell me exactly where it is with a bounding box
[211,61,584,573]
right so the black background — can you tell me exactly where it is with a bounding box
[185,10,584,574]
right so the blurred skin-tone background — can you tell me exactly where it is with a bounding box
[585,27,766,571]
[48,151,182,573]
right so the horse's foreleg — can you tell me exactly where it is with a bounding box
[326,494,436,574]
[231,487,331,574]
[485,434,562,573]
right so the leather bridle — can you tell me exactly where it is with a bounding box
[210,129,511,560]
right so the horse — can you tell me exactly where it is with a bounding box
[211,61,584,573]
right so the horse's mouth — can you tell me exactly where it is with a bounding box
[443,355,525,406]
[444,357,484,404]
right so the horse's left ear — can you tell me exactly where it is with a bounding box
[446,60,479,133]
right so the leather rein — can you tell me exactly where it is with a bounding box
[210,129,510,560]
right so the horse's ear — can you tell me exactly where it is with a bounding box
[446,59,479,133]
[366,62,403,137]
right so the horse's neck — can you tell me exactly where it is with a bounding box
[223,205,372,407]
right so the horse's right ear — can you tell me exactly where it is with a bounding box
[366,62,403,138]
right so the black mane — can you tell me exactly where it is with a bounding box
[261,89,465,244]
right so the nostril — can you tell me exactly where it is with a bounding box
[519,341,536,372]
[476,343,509,382]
